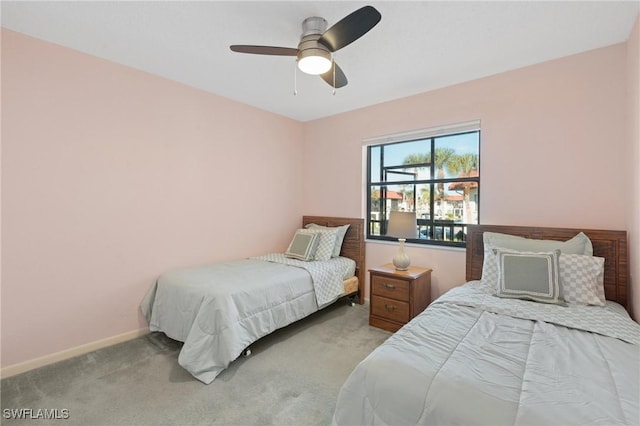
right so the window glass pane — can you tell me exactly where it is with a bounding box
[369,185,383,236]
[444,181,479,224]
[382,140,430,171]
[377,141,432,183]
[369,146,381,182]
[385,184,416,212]
[435,132,479,179]
[369,184,418,236]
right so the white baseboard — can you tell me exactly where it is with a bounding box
[1,328,149,379]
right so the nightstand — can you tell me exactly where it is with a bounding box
[369,264,432,332]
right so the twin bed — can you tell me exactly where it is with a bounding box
[141,216,365,384]
[333,224,639,425]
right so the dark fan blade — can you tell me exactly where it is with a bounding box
[320,62,348,88]
[230,45,298,56]
[318,6,381,52]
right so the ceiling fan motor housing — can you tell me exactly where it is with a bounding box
[297,35,331,61]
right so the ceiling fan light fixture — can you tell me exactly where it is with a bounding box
[298,49,332,75]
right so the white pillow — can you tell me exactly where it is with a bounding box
[559,253,606,306]
[305,223,350,257]
[311,228,339,261]
[481,232,593,287]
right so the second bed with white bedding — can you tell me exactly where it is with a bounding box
[141,254,355,384]
[333,225,639,426]
[333,281,640,425]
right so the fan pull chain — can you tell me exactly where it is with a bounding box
[293,61,298,96]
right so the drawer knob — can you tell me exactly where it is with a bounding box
[383,282,395,290]
[384,303,396,312]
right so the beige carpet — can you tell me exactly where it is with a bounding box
[1,301,390,425]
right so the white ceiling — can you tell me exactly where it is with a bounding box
[2,1,638,122]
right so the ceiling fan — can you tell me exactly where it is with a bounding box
[230,6,382,89]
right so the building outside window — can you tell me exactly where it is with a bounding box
[366,121,480,247]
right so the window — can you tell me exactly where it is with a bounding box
[366,122,480,247]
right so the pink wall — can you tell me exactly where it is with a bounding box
[628,16,640,321]
[303,43,631,303]
[1,29,304,367]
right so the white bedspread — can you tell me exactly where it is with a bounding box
[141,255,355,384]
[333,282,640,426]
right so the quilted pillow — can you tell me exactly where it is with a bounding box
[311,228,339,261]
[305,223,350,257]
[285,229,320,261]
[559,253,606,306]
[481,232,593,287]
[494,248,564,305]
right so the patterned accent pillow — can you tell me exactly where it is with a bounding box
[560,253,606,306]
[311,228,339,261]
[481,232,593,287]
[305,223,350,257]
[285,229,320,261]
[494,248,564,305]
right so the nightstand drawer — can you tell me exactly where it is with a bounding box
[371,275,409,301]
[370,295,410,323]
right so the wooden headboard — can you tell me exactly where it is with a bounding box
[302,216,366,304]
[466,225,629,311]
